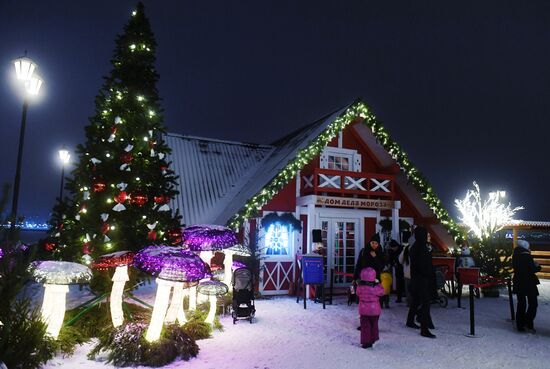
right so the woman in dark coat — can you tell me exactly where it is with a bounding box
[406,226,436,338]
[512,240,541,332]
[354,234,384,282]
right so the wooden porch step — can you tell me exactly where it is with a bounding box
[531,251,550,257]
[537,272,550,279]
[534,258,550,265]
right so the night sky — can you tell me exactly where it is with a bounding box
[1,0,549,223]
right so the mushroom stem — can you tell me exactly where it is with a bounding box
[176,288,188,324]
[205,294,217,325]
[199,250,213,265]
[146,278,174,342]
[41,284,69,339]
[188,285,197,311]
[165,282,186,324]
[223,251,233,286]
[110,265,129,327]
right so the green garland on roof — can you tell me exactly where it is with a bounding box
[227,102,461,242]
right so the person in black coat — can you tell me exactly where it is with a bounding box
[354,234,384,282]
[406,226,436,338]
[512,240,541,332]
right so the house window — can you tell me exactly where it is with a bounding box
[265,223,290,256]
[327,155,350,171]
[320,147,361,172]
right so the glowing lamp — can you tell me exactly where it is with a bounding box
[30,261,92,339]
[58,149,70,165]
[197,280,229,325]
[25,74,43,96]
[13,56,37,81]
[132,246,210,342]
[92,251,135,327]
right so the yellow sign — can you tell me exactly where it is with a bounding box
[315,196,394,209]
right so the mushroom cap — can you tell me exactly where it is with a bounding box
[183,224,238,252]
[226,244,252,257]
[92,250,135,270]
[232,260,247,271]
[133,245,210,283]
[30,261,92,285]
[197,280,229,296]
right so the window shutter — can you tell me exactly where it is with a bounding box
[320,151,328,169]
[353,153,362,172]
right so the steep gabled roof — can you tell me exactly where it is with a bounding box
[167,99,461,243]
[164,134,274,225]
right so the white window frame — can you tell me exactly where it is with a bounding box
[320,147,361,172]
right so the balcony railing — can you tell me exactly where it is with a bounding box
[301,168,394,198]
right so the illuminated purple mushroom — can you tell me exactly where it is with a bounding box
[183,225,237,307]
[197,280,229,325]
[133,246,210,342]
[92,251,135,327]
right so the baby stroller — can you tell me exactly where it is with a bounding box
[432,266,449,308]
[231,267,256,324]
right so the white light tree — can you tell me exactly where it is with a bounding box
[455,182,523,240]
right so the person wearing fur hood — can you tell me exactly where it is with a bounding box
[512,240,541,333]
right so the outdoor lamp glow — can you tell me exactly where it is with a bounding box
[25,74,43,96]
[13,56,37,81]
[58,148,70,165]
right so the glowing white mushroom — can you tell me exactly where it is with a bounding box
[30,261,92,339]
[132,246,209,342]
[92,251,135,327]
[197,280,229,325]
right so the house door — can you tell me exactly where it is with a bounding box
[320,218,360,287]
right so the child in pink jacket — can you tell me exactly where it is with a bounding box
[356,267,385,348]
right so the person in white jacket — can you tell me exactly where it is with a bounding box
[398,231,413,306]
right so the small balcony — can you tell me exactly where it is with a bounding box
[301,168,394,198]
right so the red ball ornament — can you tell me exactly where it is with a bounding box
[101,222,110,234]
[111,126,118,134]
[114,191,127,203]
[44,240,57,252]
[93,180,106,192]
[147,230,157,240]
[148,140,157,148]
[168,228,183,245]
[120,152,133,164]
[82,242,92,255]
[153,195,169,204]
[131,193,148,207]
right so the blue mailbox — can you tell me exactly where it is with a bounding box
[302,253,324,284]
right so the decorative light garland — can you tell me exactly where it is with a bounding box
[227,101,461,241]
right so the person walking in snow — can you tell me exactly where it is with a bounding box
[406,226,436,338]
[513,239,541,333]
[356,267,385,349]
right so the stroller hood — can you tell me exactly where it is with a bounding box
[232,267,253,291]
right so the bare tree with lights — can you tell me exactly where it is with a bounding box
[47,2,182,263]
[455,182,523,241]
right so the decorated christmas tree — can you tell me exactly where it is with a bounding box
[48,2,182,262]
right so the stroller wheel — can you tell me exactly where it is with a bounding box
[439,296,448,308]
[233,318,237,324]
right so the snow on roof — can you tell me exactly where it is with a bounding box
[504,220,550,228]
[165,133,274,225]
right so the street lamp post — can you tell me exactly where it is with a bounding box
[58,147,70,200]
[9,55,43,239]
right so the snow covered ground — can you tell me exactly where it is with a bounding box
[43,281,550,369]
